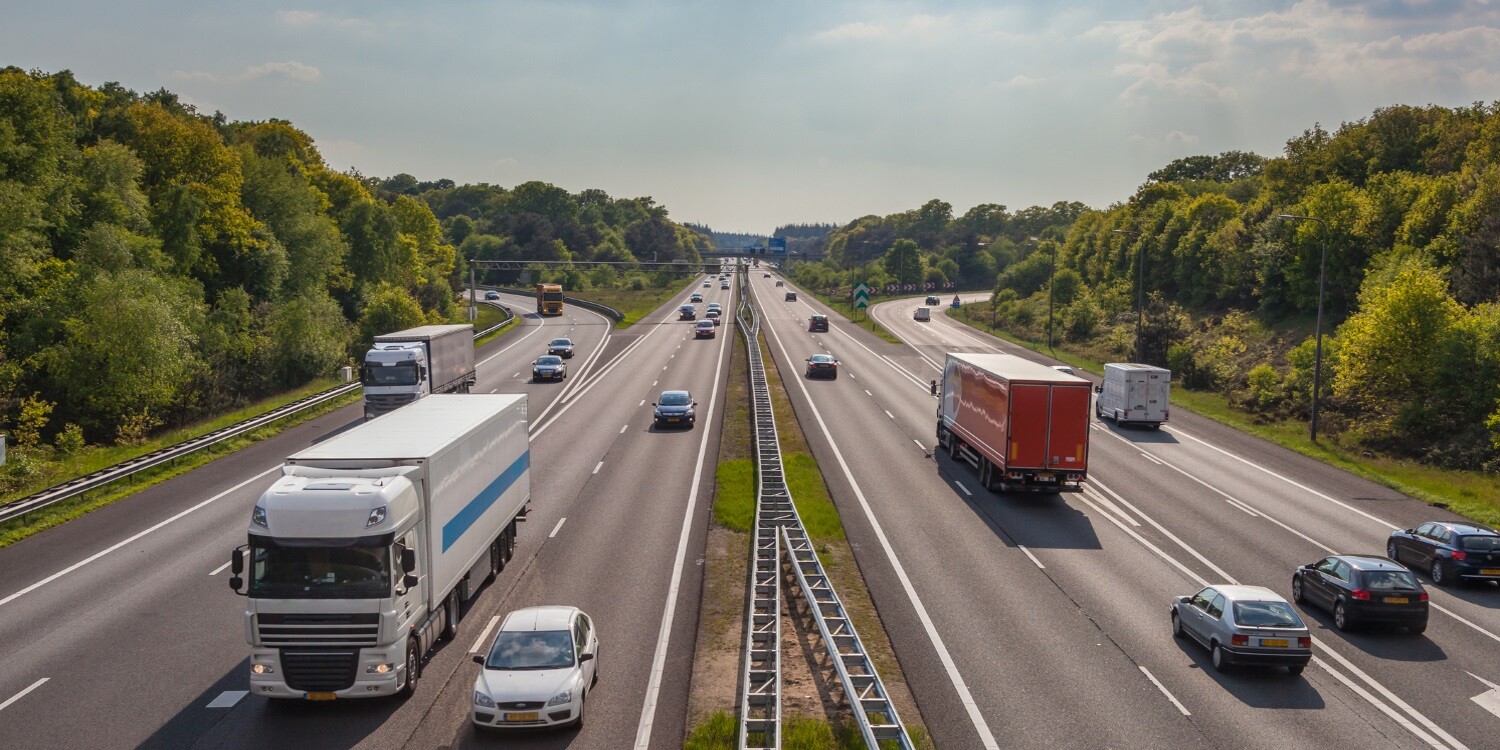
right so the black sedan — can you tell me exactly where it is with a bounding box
[547,337,575,358]
[531,355,566,381]
[1292,555,1428,633]
[1388,522,1500,586]
[805,354,838,379]
[653,390,696,428]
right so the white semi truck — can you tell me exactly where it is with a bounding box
[228,394,528,700]
[361,324,477,420]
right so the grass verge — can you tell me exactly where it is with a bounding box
[949,304,1500,527]
[0,389,360,549]
[574,283,694,328]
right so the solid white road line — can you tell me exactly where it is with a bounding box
[634,300,731,749]
[1138,666,1190,716]
[206,691,248,709]
[209,560,233,576]
[477,307,548,367]
[549,518,567,538]
[1140,452,1163,465]
[0,679,48,713]
[0,465,281,610]
[468,616,502,655]
[593,461,604,475]
[1018,545,1045,569]
[761,310,1000,749]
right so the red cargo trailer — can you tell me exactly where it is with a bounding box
[936,352,1091,493]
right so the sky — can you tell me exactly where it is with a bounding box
[4,1,1498,233]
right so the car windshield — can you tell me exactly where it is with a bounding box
[1461,535,1500,551]
[486,630,575,670]
[536,356,562,365]
[1363,570,1421,590]
[247,537,390,599]
[362,362,418,387]
[659,392,691,406]
[549,338,571,347]
[1232,601,1303,628]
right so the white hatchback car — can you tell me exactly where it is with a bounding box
[472,606,599,729]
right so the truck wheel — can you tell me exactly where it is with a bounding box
[440,589,460,641]
[398,639,420,698]
[503,526,516,563]
[487,538,503,581]
[947,435,960,459]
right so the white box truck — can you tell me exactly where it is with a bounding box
[362,324,477,419]
[1094,363,1170,429]
[228,394,528,700]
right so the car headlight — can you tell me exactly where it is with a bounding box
[473,690,495,708]
[547,688,573,707]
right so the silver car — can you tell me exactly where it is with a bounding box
[1171,584,1311,675]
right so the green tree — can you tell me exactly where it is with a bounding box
[358,283,426,347]
[882,239,923,286]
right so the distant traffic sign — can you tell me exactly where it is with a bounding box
[853,281,870,310]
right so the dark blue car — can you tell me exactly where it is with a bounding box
[1387,522,1500,587]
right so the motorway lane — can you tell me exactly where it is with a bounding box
[0,293,614,749]
[750,275,1206,749]
[864,292,1500,748]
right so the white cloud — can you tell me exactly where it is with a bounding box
[813,21,888,41]
[993,74,1042,90]
[172,61,322,84]
[275,9,375,36]
[812,14,954,43]
[493,156,520,169]
[1165,130,1200,144]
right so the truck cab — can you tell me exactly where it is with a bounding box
[362,343,430,417]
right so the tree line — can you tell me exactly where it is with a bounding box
[0,68,706,481]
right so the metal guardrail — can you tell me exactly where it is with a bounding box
[483,286,624,322]
[735,271,913,749]
[0,315,516,527]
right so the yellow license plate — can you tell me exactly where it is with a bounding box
[506,712,540,722]
[1482,568,1500,575]
[1037,473,1054,480]
[306,692,337,701]
[1261,639,1289,648]
[1384,597,1409,604]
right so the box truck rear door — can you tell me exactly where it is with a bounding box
[1007,384,1049,469]
[1047,385,1091,470]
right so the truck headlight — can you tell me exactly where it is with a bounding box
[366,506,387,528]
[251,506,268,528]
[547,688,573,707]
[251,663,274,674]
[366,663,394,674]
[473,691,495,708]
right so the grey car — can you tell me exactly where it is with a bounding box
[1171,584,1311,675]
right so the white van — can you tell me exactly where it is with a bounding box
[1094,363,1170,428]
[913,307,931,321]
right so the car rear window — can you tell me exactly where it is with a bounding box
[1460,535,1500,551]
[1362,570,1421,590]
[1232,601,1303,628]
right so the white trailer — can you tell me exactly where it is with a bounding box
[1094,363,1170,428]
[230,394,528,700]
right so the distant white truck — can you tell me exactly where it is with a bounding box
[362,324,477,420]
[229,394,529,700]
[1094,363,1170,428]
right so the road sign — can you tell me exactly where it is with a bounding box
[769,237,787,254]
[903,284,916,291]
[943,282,956,289]
[886,284,898,292]
[853,281,870,309]
[924,283,935,290]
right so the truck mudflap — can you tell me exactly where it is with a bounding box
[994,471,1086,493]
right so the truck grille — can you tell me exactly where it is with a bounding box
[258,613,380,647]
[366,393,416,411]
[280,649,359,692]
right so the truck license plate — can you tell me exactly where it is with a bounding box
[306,692,337,701]
[1037,473,1054,480]
[506,712,540,722]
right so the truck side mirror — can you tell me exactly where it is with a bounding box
[231,547,245,575]
[229,576,244,592]
[401,547,417,573]
[403,574,419,589]
[1094,385,1102,394]
[419,365,428,381]
[930,380,938,396]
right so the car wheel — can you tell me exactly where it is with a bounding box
[1291,576,1305,603]
[573,691,586,728]
[1287,664,1305,677]
[1333,600,1352,632]
[1210,643,1229,672]
[1430,560,1448,586]
[1408,620,1428,635]
[1387,540,1400,562]
[398,639,420,698]
[1171,612,1184,639]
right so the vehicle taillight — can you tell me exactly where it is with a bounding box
[1451,550,1467,561]
[1418,592,1429,602]
[1351,590,1371,601]
[1297,637,1311,649]
[1231,634,1248,646]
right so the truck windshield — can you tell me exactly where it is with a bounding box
[543,292,564,301]
[248,538,391,599]
[364,362,418,386]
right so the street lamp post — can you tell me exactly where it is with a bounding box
[1111,229,1145,362]
[1038,237,1054,349]
[1276,213,1330,442]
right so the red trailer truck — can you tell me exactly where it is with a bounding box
[936,352,1091,493]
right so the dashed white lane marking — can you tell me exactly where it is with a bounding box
[913,439,925,450]
[593,461,604,475]
[550,517,567,538]
[652,380,658,387]
[1018,545,1046,569]
[490,388,500,393]
[620,424,629,434]
[469,616,501,654]
[884,410,895,420]
[0,678,48,713]
[639,399,646,406]
[1139,667,1190,716]
[209,560,233,576]
[865,390,873,396]
[954,481,972,497]
[207,691,248,709]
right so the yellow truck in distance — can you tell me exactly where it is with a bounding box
[535,283,564,315]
